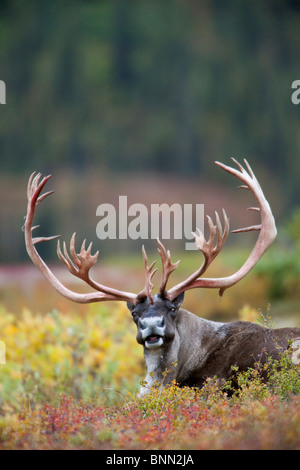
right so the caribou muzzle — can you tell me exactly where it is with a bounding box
[138,316,166,349]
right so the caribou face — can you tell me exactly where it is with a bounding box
[127,293,185,350]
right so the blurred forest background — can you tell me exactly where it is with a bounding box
[0,0,300,317]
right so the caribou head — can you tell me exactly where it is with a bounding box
[24,159,300,394]
[128,292,185,350]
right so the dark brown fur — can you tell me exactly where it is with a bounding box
[128,295,300,395]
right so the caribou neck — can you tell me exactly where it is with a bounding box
[142,308,226,389]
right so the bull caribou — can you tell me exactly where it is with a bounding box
[24,159,300,395]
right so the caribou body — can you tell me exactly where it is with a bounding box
[128,293,300,394]
[24,159,300,395]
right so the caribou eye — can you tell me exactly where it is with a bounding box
[170,307,176,312]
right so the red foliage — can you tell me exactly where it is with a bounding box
[7,388,300,450]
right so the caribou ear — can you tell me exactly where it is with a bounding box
[172,291,185,309]
[126,301,135,313]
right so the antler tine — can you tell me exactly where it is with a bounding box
[166,158,277,300]
[137,245,157,304]
[27,172,41,200]
[216,209,230,250]
[157,239,180,298]
[57,236,77,276]
[24,172,139,304]
[27,172,37,200]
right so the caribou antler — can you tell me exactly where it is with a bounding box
[158,210,229,299]
[24,172,148,305]
[24,159,276,308]
[159,158,277,300]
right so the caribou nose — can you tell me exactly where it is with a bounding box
[139,316,165,331]
[138,315,166,348]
